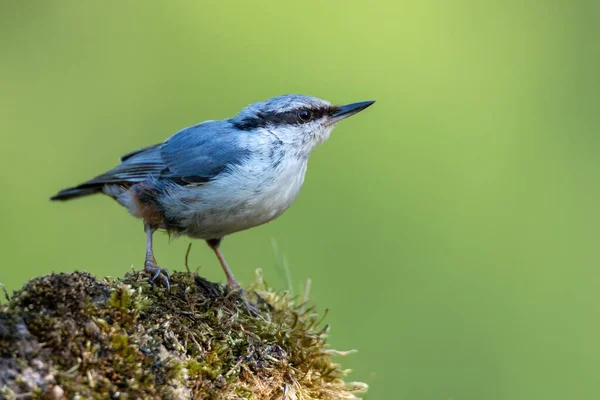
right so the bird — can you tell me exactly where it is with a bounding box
[51,94,374,291]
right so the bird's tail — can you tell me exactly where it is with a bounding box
[50,184,103,201]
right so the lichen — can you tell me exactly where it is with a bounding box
[0,270,367,399]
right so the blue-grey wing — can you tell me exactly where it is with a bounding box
[51,144,165,200]
[60,120,247,191]
[79,144,165,186]
[160,121,250,184]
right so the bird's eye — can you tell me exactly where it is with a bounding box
[297,109,312,122]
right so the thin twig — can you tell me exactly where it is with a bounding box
[184,242,193,273]
[301,278,311,310]
[271,237,293,296]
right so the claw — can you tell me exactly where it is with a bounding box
[232,287,259,316]
[143,223,170,291]
[145,262,171,291]
[244,299,260,317]
[149,267,162,282]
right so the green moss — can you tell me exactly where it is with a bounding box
[0,270,367,399]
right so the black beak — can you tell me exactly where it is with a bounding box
[328,100,375,125]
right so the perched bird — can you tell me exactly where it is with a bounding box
[51,94,374,290]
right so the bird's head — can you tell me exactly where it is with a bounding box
[231,94,374,157]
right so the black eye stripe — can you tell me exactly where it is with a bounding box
[232,106,336,130]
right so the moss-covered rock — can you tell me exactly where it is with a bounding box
[0,270,367,399]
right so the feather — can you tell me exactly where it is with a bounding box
[50,120,251,200]
[160,121,251,183]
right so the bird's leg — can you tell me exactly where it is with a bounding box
[144,223,170,291]
[206,238,239,290]
[206,238,259,316]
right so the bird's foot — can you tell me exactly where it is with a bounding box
[228,286,259,317]
[227,277,241,292]
[144,260,170,291]
[244,299,260,317]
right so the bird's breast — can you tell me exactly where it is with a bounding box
[161,154,308,239]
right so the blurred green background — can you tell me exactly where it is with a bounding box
[1,1,599,399]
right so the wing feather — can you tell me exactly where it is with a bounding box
[51,120,251,201]
[160,121,250,183]
[83,144,165,186]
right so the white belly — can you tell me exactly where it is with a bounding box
[161,156,308,239]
